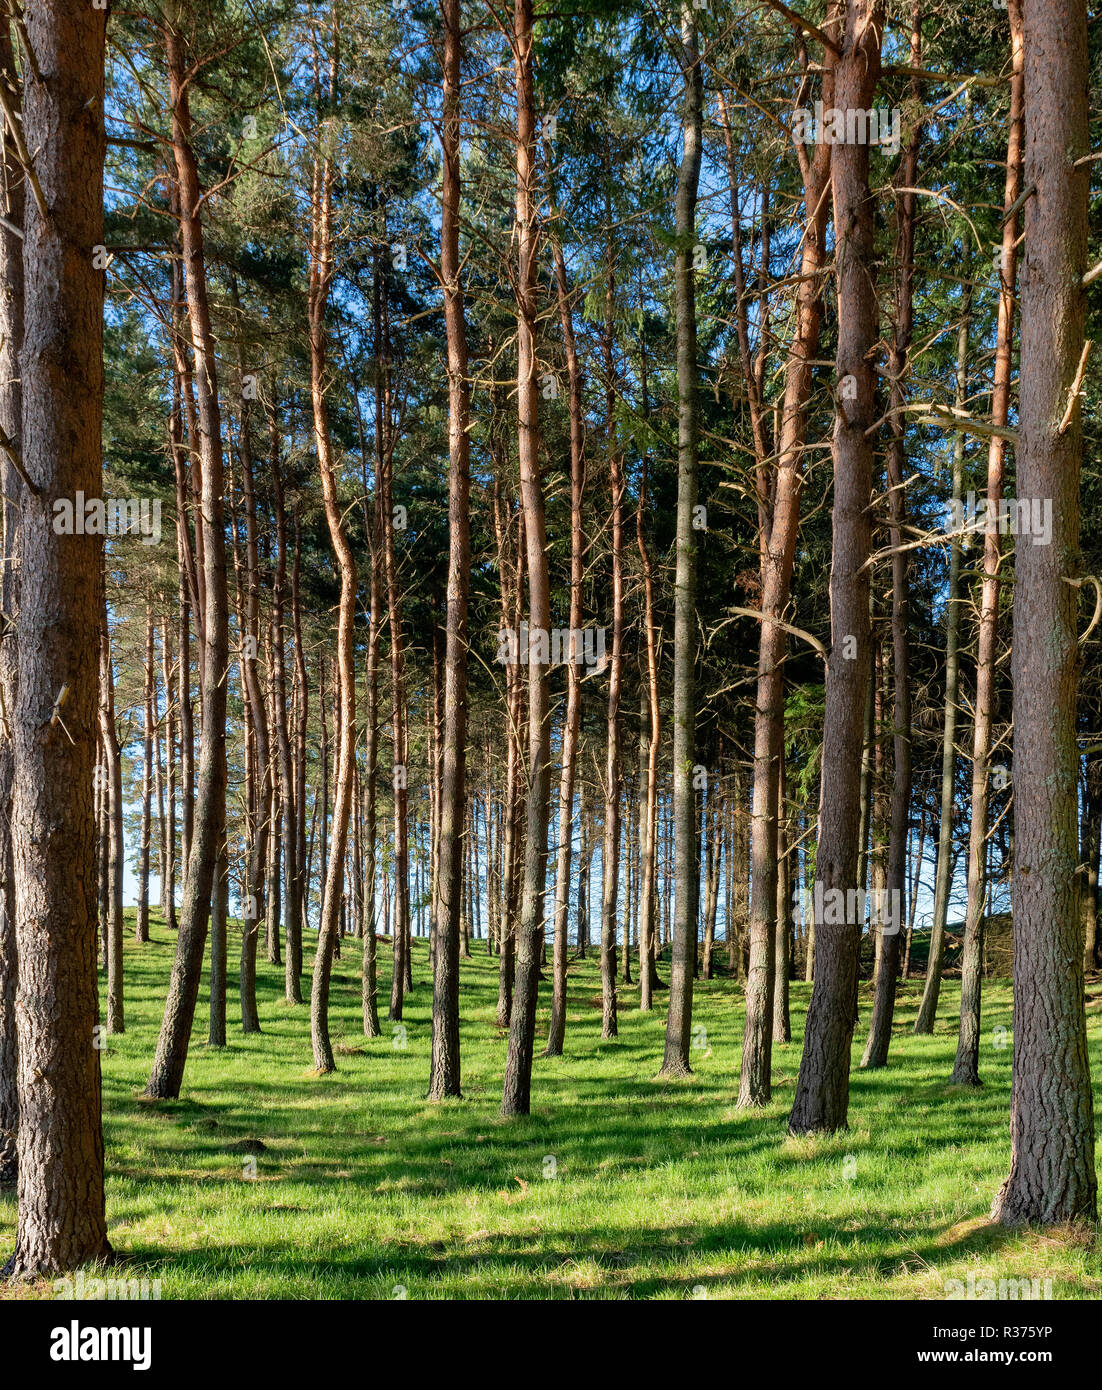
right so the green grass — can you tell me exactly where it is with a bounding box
[3,910,1101,1299]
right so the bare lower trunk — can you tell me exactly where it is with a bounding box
[789,0,882,1135]
[915,276,971,1033]
[501,0,552,1116]
[5,0,111,1274]
[951,0,1023,1088]
[660,5,703,1080]
[429,0,471,1099]
[147,14,231,1100]
[992,0,1096,1226]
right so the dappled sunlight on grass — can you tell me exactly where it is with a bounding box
[2,909,1100,1299]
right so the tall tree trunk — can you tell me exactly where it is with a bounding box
[862,6,921,1069]
[429,0,471,1099]
[162,614,179,932]
[0,14,24,1187]
[361,471,382,1036]
[736,16,836,1106]
[914,274,971,1033]
[147,12,231,1099]
[238,361,271,1034]
[5,0,111,1273]
[308,66,358,1074]
[544,157,586,1056]
[271,444,300,1002]
[992,0,1097,1226]
[501,0,552,1116]
[636,341,662,1010]
[136,599,154,943]
[600,213,622,1041]
[789,0,883,1134]
[951,0,1024,1087]
[773,759,792,1043]
[660,4,703,1078]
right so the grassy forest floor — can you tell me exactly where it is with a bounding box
[3,911,1102,1299]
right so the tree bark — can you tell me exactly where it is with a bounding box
[992,0,1097,1226]
[789,0,883,1134]
[147,11,231,1099]
[659,4,704,1079]
[951,0,1023,1088]
[429,0,471,1099]
[914,273,971,1033]
[501,0,552,1116]
[862,4,921,1069]
[5,0,111,1274]
[0,14,23,1187]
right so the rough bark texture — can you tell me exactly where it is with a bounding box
[0,16,23,1189]
[862,5,921,1070]
[992,0,1097,1227]
[6,0,111,1275]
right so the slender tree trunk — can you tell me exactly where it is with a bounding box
[951,0,1024,1088]
[789,0,883,1134]
[660,5,703,1079]
[736,18,836,1106]
[238,358,271,1034]
[429,0,471,1098]
[600,216,622,1041]
[136,600,154,943]
[147,13,231,1099]
[501,0,552,1116]
[863,7,921,1069]
[544,162,586,1055]
[915,276,971,1032]
[98,621,124,1035]
[271,446,301,1003]
[308,77,358,1074]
